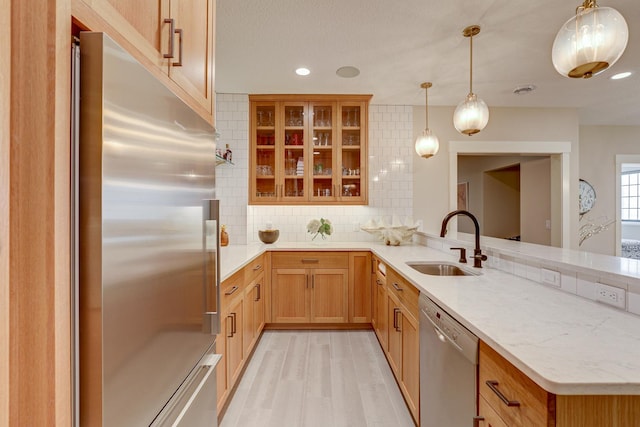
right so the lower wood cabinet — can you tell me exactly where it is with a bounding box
[243,272,265,356]
[271,252,350,324]
[371,257,388,349]
[225,296,244,392]
[479,340,640,427]
[374,264,419,425]
[271,267,348,323]
[386,286,419,423]
[349,251,371,323]
[216,256,268,415]
[479,341,554,427]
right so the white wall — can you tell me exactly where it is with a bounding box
[215,95,416,244]
[580,125,640,255]
[413,106,580,247]
[521,157,551,245]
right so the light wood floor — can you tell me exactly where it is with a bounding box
[220,330,415,427]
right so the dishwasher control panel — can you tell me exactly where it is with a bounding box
[419,293,478,363]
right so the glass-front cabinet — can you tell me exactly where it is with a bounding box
[249,95,370,205]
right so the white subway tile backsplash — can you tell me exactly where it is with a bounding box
[216,97,414,243]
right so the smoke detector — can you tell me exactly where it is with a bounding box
[513,85,536,95]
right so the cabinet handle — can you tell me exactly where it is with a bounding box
[163,18,175,59]
[473,416,485,427]
[301,258,319,263]
[226,314,234,338]
[485,380,520,407]
[312,275,315,289]
[376,278,384,286]
[231,312,237,335]
[306,274,309,288]
[393,308,400,331]
[392,282,403,292]
[225,285,239,296]
[255,283,261,301]
[253,264,262,271]
[173,28,183,66]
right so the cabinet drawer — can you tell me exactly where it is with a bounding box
[479,395,509,427]
[271,251,349,269]
[245,254,266,283]
[479,341,554,427]
[221,269,245,307]
[386,268,419,312]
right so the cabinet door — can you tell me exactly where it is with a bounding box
[226,298,244,387]
[349,252,371,323]
[271,268,308,322]
[386,292,402,376]
[167,0,214,113]
[338,101,367,204]
[282,102,307,202]
[82,0,168,69]
[400,308,420,422]
[242,284,255,356]
[309,101,337,200]
[215,318,227,413]
[251,101,278,203]
[244,272,265,354]
[310,268,348,323]
[374,277,388,350]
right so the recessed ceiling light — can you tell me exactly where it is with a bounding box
[611,71,632,80]
[295,67,310,76]
[513,84,536,95]
[336,66,360,78]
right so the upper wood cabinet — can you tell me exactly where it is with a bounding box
[75,0,215,121]
[249,95,371,205]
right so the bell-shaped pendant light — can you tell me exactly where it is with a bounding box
[552,0,628,79]
[415,82,439,159]
[453,25,489,136]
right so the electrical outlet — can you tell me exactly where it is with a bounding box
[541,268,560,287]
[595,283,626,309]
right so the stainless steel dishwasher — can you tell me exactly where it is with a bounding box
[420,293,479,427]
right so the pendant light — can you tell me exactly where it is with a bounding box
[552,0,628,79]
[453,25,489,136]
[415,82,439,159]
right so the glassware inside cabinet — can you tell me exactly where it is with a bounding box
[256,146,276,197]
[256,105,275,127]
[284,105,304,127]
[313,130,331,147]
[342,106,360,128]
[313,105,332,128]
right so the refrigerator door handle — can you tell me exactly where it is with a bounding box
[150,353,222,427]
[203,199,221,335]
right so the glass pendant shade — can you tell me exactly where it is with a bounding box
[415,81,439,158]
[552,5,628,79]
[453,93,489,136]
[415,128,439,158]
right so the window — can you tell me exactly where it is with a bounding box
[621,170,640,221]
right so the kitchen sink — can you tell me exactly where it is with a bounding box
[406,261,480,276]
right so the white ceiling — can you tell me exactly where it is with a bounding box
[215,0,639,126]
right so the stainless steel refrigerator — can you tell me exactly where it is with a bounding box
[74,32,221,426]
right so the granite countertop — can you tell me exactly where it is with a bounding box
[220,241,640,396]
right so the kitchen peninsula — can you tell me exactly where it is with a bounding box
[217,238,640,426]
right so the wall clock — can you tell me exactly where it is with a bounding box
[579,179,596,216]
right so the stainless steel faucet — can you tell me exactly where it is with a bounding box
[440,210,488,268]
